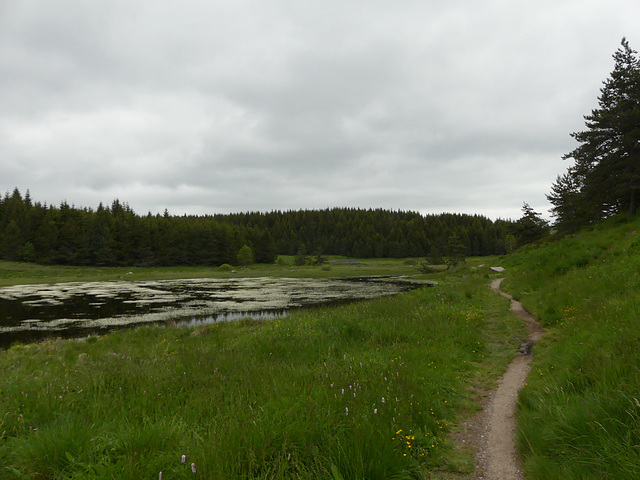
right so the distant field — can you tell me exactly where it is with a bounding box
[0,256,435,287]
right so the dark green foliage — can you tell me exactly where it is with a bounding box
[0,189,514,267]
[550,38,640,231]
[294,244,308,266]
[445,233,467,267]
[511,203,549,246]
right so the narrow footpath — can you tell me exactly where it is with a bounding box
[459,278,544,480]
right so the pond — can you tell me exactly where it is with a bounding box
[0,276,430,349]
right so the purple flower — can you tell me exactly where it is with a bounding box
[191,463,196,474]
[181,454,186,463]
[159,472,162,480]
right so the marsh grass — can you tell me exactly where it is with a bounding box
[0,265,522,479]
[502,215,640,479]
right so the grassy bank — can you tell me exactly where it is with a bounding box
[0,264,523,479]
[501,215,640,479]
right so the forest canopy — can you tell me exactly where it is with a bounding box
[0,188,514,267]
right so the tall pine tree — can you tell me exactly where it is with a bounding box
[551,38,640,229]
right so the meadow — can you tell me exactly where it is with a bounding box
[502,215,640,479]
[0,260,524,479]
[0,256,428,287]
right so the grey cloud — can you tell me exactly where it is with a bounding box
[0,0,638,220]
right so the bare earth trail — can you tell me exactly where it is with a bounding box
[456,278,545,480]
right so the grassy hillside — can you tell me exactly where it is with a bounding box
[0,263,523,479]
[502,215,640,479]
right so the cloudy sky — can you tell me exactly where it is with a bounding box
[1,1,637,220]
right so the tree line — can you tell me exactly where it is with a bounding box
[0,189,515,267]
[548,38,640,232]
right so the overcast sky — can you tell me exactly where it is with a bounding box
[1,1,637,220]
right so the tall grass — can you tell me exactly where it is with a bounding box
[0,268,522,479]
[502,215,640,479]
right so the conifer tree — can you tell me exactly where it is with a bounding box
[551,38,640,228]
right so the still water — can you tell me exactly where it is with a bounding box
[0,276,427,348]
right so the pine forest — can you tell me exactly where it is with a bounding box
[0,188,514,267]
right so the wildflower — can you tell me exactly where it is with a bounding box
[346,407,349,416]
[374,408,378,414]
[182,454,186,463]
[191,463,196,473]
[341,388,344,395]
[159,472,162,480]
[381,397,385,403]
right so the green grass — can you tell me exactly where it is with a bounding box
[500,215,640,479]
[0,263,523,479]
[0,256,428,287]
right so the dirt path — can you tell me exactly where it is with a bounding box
[458,278,544,480]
